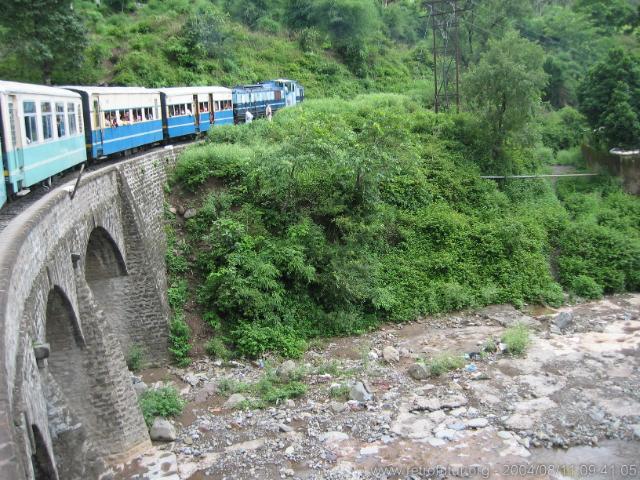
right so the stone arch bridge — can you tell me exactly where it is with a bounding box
[0,145,187,479]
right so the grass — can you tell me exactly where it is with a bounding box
[126,344,145,372]
[138,386,185,427]
[205,337,234,360]
[218,364,308,409]
[501,324,531,356]
[329,383,351,400]
[424,353,465,377]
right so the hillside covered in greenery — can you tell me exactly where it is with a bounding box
[166,96,640,361]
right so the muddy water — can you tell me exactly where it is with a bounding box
[530,440,640,480]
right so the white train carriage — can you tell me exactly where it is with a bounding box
[65,86,163,159]
[159,86,233,139]
[0,81,86,206]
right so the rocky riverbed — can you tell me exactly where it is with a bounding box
[113,295,640,479]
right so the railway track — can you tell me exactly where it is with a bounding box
[0,139,192,234]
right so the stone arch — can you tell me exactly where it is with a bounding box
[83,226,134,356]
[45,287,94,433]
[84,226,127,282]
[30,425,57,480]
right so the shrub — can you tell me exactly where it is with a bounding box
[571,274,604,299]
[126,345,145,372]
[169,313,191,367]
[231,322,307,358]
[425,353,465,376]
[139,387,185,426]
[205,337,233,360]
[168,96,639,359]
[501,324,530,356]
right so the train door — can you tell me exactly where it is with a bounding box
[93,97,104,155]
[209,94,215,125]
[8,96,24,190]
[193,94,199,133]
[285,82,295,106]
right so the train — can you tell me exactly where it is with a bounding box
[0,78,304,208]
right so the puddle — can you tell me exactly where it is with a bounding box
[529,440,640,479]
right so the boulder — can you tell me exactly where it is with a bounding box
[407,363,430,380]
[320,431,349,443]
[183,208,197,219]
[349,381,372,402]
[150,418,177,442]
[276,360,297,380]
[466,418,489,429]
[224,393,247,409]
[553,311,573,331]
[382,346,400,363]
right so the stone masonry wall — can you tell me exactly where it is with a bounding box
[0,143,188,480]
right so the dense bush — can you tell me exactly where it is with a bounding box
[555,177,640,295]
[168,95,639,358]
[139,387,185,426]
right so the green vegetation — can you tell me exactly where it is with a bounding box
[578,48,640,150]
[126,345,145,372]
[329,383,351,400]
[166,221,192,367]
[205,337,233,360]
[501,324,531,356]
[168,94,640,359]
[218,367,307,408]
[138,386,185,426]
[424,353,465,377]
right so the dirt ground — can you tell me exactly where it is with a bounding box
[112,294,640,480]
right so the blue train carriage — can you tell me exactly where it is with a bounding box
[65,86,163,159]
[232,83,286,124]
[0,81,87,206]
[261,79,305,107]
[159,86,232,139]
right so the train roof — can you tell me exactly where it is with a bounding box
[63,86,157,95]
[0,80,80,98]
[233,84,278,91]
[158,86,231,95]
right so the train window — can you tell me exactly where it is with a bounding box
[56,103,66,137]
[144,107,154,120]
[199,102,208,113]
[41,102,53,140]
[78,108,83,134]
[119,110,131,124]
[132,108,143,122]
[23,101,38,144]
[67,103,77,135]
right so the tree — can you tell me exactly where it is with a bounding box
[463,30,547,172]
[578,48,640,149]
[573,0,637,32]
[602,83,640,149]
[310,0,382,75]
[0,0,87,84]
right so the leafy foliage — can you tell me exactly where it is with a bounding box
[578,48,640,149]
[501,324,530,356]
[138,387,185,426]
[169,96,607,358]
[463,30,548,172]
[0,0,87,84]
